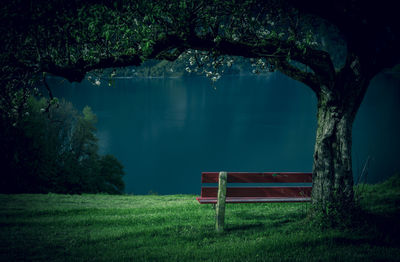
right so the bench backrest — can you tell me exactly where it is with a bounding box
[200,172,312,203]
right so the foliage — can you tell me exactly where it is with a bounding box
[0,95,125,194]
[0,174,399,261]
[0,0,349,84]
[1,0,398,99]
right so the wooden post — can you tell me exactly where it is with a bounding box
[216,171,227,233]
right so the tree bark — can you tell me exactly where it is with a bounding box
[311,56,370,223]
[312,94,355,218]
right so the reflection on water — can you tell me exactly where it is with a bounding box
[49,72,400,194]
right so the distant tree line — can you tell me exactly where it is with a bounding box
[0,90,125,194]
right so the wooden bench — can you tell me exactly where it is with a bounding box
[196,171,312,232]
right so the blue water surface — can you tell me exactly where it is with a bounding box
[48,72,400,194]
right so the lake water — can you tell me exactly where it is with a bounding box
[48,72,400,194]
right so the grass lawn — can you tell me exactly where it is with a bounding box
[1,176,400,262]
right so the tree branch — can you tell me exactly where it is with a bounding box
[39,29,334,95]
[186,34,334,91]
[155,48,185,61]
[274,60,320,93]
[42,73,54,100]
[41,55,143,82]
[40,34,185,82]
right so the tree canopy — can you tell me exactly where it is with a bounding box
[1,0,398,84]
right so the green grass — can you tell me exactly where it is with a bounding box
[1,176,400,262]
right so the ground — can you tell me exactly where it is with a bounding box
[0,176,399,261]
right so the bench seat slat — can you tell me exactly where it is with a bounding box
[202,172,312,183]
[196,197,311,204]
[201,186,312,198]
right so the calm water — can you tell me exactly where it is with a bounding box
[49,72,400,194]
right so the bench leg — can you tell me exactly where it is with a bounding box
[216,171,227,233]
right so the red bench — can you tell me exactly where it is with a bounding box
[196,171,312,232]
[196,172,313,204]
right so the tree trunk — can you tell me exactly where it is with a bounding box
[312,97,354,219]
[311,70,369,224]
